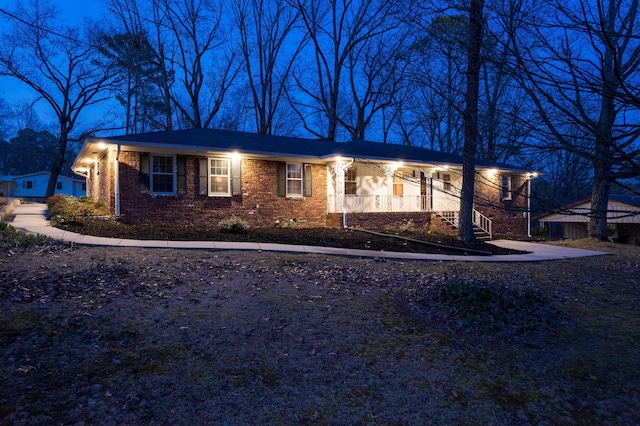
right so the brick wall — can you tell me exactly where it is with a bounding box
[474,172,529,236]
[87,151,114,212]
[115,152,328,228]
[331,212,432,231]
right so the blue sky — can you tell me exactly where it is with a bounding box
[1,1,109,132]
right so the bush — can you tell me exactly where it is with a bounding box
[398,219,415,233]
[280,218,298,229]
[47,196,109,222]
[0,221,50,247]
[217,216,250,233]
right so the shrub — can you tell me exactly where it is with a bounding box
[398,219,415,233]
[0,221,50,247]
[280,218,298,229]
[217,216,250,233]
[47,196,109,222]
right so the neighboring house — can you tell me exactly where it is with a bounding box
[536,194,640,244]
[0,176,15,198]
[0,172,86,201]
[72,129,537,239]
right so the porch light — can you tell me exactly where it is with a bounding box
[528,172,539,179]
[487,168,497,177]
[230,151,242,160]
[96,142,107,150]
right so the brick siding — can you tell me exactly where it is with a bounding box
[474,173,529,236]
[116,151,328,228]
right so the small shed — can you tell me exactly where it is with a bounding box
[536,194,640,244]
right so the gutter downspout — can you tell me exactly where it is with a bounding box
[115,144,121,217]
[342,158,355,228]
[527,175,532,237]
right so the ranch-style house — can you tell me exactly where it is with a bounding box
[72,129,537,239]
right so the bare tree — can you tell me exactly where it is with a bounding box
[340,31,409,140]
[0,1,117,198]
[458,0,485,243]
[287,0,398,141]
[508,0,640,240]
[232,0,306,135]
[159,0,240,129]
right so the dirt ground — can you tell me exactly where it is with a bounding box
[1,237,639,425]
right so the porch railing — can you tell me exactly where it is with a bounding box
[328,194,429,213]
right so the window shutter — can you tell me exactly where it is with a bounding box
[303,164,312,197]
[177,156,187,195]
[232,158,242,196]
[277,162,286,197]
[197,158,208,195]
[139,153,150,194]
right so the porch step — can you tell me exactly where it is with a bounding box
[435,211,492,241]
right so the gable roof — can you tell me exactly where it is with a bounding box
[73,128,532,174]
[535,194,640,223]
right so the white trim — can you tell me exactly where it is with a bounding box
[500,174,512,200]
[151,154,177,195]
[286,163,303,197]
[208,157,231,196]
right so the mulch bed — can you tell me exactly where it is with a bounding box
[54,218,523,256]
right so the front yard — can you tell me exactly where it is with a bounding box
[0,232,638,424]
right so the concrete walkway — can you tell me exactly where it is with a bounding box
[5,202,610,262]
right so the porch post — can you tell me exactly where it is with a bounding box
[331,162,345,213]
[383,164,396,211]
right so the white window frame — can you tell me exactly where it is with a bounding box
[286,163,303,197]
[345,167,357,195]
[208,158,231,196]
[501,174,512,200]
[151,154,176,195]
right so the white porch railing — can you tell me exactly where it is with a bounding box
[436,209,493,240]
[328,194,429,213]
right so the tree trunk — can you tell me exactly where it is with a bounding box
[45,130,69,199]
[589,168,610,241]
[458,0,485,243]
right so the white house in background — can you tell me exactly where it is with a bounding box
[0,171,86,200]
[536,194,640,244]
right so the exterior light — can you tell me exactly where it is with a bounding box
[487,168,497,177]
[230,151,241,160]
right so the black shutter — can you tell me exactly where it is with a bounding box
[139,153,150,194]
[303,164,312,197]
[277,162,286,197]
[177,156,187,195]
[232,158,242,196]
[197,158,208,195]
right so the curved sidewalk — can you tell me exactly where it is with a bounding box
[6,202,610,262]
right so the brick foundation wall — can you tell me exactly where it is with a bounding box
[333,212,432,231]
[474,173,529,236]
[115,152,328,228]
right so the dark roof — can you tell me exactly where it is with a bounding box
[106,128,338,157]
[101,128,528,171]
[610,194,640,207]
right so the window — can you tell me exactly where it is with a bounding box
[393,170,404,196]
[25,180,34,189]
[287,163,303,196]
[56,182,63,190]
[151,155,175,194]
[345,167,357,195]
[277,163,311,197]
[501,174,512,200]
[209,158,230,195]
[442,173,451,191]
